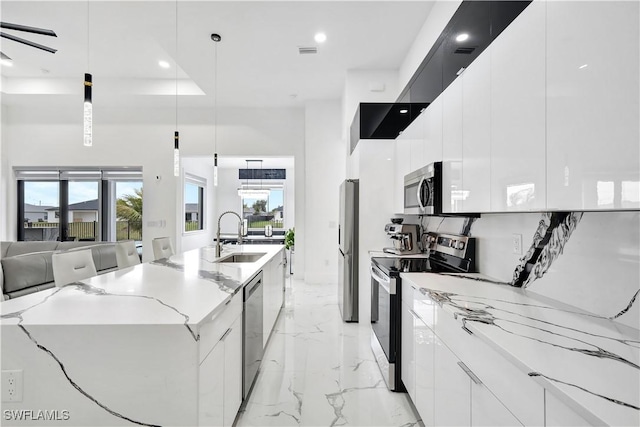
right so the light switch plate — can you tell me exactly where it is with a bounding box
[512,233,523,255]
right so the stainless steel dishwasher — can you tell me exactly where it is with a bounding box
[243,271,264,399]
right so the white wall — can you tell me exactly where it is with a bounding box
[180,156,215,253]
[304,100,345,284]
[0,104,304,263]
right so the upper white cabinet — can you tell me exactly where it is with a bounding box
[546,0,640,210]
[491,0,547,211]
[462,49,492,213]
[423,95,443,166]
[442,78,464,213]
[394,140,412,213]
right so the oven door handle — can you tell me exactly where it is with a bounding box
[370,265,393,295]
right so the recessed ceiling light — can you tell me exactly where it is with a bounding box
[579,64,588,69]
[314,32,327,43]
[158,60,170,69]
[399,109,409,114]
[456,33,469,42]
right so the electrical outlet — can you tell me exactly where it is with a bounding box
[512,234,523,255]
[2,370,23,402]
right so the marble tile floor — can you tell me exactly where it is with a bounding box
[235,278,422,427]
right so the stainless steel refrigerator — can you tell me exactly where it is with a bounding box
[338,179,359,322]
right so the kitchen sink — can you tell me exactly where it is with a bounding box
[216,253,266,263]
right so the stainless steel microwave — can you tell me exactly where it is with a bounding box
[403,162,442,215]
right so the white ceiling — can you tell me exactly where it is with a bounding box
[0,1,434,109]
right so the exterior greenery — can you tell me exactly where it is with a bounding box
[285,228,295,250]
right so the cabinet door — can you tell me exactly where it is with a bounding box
[395,140,413,213]
[462,49,491,212]
[199,341,224,427]
[423,95,443,166]
[471,380,523,426]
[545,390,592,427]
[275,249,285,310]
[491,0,546,212]
[442,78,464,213]
[223,315,243,427]
[546,1,640,210]
[434,335,470,426]
[263,261,274,348]
[414,315,435,426]
[401,299,416,401]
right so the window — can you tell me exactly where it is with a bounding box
[241,186,284,230]
[16,168,143,244]
[185,175,205,232]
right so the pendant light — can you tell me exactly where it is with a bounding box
[173,0,180,177]
[83,1,92,147]
[211,33,221,186]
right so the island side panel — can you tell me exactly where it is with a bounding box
[1,324,199,426]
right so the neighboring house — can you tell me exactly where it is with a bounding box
[24,203,53,222]
[46,199,99,223]
[272,206,284,222]
[185,203,199,222]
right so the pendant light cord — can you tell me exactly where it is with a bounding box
[175,0,178,130]
[86,0,90,72]
[214,36,218,154]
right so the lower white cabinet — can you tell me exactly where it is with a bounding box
[401,278,533,427]
[433,330,471,426]
[545,390,592,426]
[199,312,243,427]
[401,298,416,401]
[263,248,285,348]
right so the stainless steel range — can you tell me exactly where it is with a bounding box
[370,232,475,391]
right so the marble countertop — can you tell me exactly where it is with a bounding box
[401,272,640,426]
[1,245,282,330]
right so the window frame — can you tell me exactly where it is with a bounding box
[240,183,285,231]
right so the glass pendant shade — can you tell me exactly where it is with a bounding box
[214,153,219,186]
[173,131,180,177]
[83,73,92,147]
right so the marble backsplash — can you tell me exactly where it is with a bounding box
[404,211,640,331]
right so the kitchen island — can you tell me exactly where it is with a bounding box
[1,244,285,426]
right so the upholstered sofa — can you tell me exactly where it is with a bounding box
[0,241,118,300]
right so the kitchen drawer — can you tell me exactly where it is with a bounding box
[199,292,243,363]
[433,302,544,426]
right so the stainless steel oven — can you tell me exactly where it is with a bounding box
[404,162,442,215]
[370,261,400,391]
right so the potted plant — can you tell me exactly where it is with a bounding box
[285,228,295,251]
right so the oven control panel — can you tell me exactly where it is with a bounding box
[435,234,470,258]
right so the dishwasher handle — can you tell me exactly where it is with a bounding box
[245,271,263,300]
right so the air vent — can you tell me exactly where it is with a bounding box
[454,47,476,54]
[298,46,318,55]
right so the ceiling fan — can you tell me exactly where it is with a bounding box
[0,21,58,62]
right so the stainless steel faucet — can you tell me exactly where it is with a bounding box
[216,211,244,257]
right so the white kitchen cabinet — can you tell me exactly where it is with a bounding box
[546,0,640,210]
[423,95,443,166]
[223,315,243,426]
[545,390,592,426]
[462,49,491,213]
[491,0,546,211]
[471,380,522,426]
[401,298,416,401]
[413,294,435,427]
[394,139,412,213]
[263,248,285,348]
[199,301,243,427]
[433,335,470,426]
[442,77,463,213]
[199,338,224,426]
